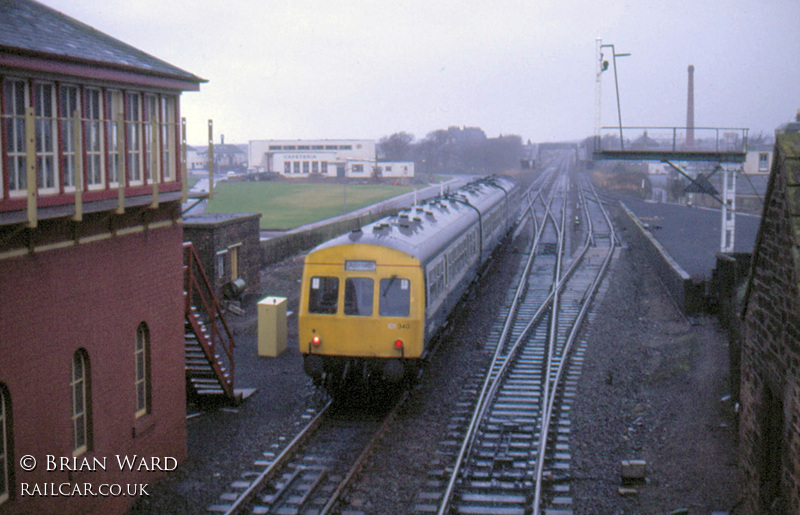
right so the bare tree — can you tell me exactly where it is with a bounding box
[377,132,415,160]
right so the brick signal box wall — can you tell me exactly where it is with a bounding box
[1,222,186,514]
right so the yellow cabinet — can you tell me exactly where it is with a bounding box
[258,296,287,357]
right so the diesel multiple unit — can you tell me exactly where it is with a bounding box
[298,176,520,395]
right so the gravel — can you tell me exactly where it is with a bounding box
[570,239,742,513]
[130,212,741,514]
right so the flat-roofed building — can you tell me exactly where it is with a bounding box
[249,139,414,181]
[250,139,375,178]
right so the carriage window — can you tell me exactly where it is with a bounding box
[379,277,410,317]
[309,276,339,314]
[345,278,373,316]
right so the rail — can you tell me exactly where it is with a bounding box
[530,179,617,514]
[223,400,333,514]
[593,126,749,161]
[222,390,407,514]
[433,154,617,514]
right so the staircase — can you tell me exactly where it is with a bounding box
[183,242,238,404]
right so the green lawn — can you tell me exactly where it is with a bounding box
[204,181,415,229]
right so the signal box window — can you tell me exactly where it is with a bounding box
[309,277,339,314]
[380,277,410,317]
[345,278,373,316]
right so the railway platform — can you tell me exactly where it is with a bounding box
[619,196,760,280]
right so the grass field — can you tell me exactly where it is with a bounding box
[204,181,415,229]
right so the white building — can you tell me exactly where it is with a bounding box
[375,161,415,179]
[248,139,414,180]
[186,145,205,171]
[743,143,773,175]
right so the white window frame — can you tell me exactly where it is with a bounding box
[216,249,228,280]
[126,92,144,185]
[160,95,176,181]
[758,152,769,172]
[5,78,28,198]
[106,89,123,186]
[59,84,80,192]
[134,323,150,418]
[33,82,59,194]
[144,94,158,183]
[85,87,105,190]
[71,350,89,456]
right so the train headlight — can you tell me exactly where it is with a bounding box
[394,339,403,350]
[312,336,321,347]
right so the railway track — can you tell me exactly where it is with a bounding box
[209,392,407,514]
[206,157,613,514]
[416,154,617,514]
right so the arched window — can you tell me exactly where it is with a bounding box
[1,384,12,506]
[71,350,91,456]
[135,323,151,417]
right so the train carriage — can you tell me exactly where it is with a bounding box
[299,176,518,395]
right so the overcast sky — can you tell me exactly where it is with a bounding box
[40,0,800,146]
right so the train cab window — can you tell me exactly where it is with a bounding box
[309,277,339,314]
[344,278,373,316]
[379,277,410,317]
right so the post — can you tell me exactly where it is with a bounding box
[72,109,83,221]
[611,48,624,149]
[207,120,214,200]
[600,43,630,150]
[686,65,695,147]
[720,166,736,253]
[116,113,126,214]
[181,118,188,203]
[595,38,603,141]
[25,106,37,228]
[150,119,159,209]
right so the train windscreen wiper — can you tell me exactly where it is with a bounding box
[381,275,397,297]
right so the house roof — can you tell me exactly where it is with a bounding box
[0,0,205,88]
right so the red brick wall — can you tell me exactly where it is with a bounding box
[741,160,800,513]
[0,223,186,514]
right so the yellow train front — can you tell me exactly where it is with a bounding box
[298,176,519,396]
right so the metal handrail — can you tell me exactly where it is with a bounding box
[183,242,236,390]
[594,125,749,154]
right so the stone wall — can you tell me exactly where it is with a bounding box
[740,135,800,513]
[261,210,395,265]
[184,213,262,299]
[616,202,706,315]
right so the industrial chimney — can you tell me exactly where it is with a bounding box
[686,65,695,147]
